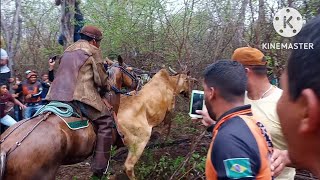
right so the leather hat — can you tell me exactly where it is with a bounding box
[80,25,103,41]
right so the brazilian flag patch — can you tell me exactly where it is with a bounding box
[223,158,253,179]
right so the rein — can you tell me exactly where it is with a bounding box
[108,65,141,96]
[0,117,33,144]
[0,112,51,156]
[0,103,80,156]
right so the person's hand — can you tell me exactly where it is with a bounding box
[192,105,216,127]
[12,93,19,98]
[25,94,32,99]
[271,149,290,177]
[49,59,56,71]
[20,104,27,110]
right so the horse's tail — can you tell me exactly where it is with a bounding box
[0,151,7,180]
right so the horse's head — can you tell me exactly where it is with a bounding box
[106,55,141,94]
[168,66,195,98]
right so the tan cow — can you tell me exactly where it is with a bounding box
[117,68,191,179]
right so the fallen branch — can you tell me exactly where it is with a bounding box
[113,138,193,160]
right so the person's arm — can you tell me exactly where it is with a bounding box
[91,57,110,90]
[192,106,216,132]
[13,98,26,109]
[8,93,26,109]
[48,70,54,82]
[48,58,55,82]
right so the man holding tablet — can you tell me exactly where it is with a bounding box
[201,60,273,179]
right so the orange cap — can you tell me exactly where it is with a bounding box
[231,47,267,66]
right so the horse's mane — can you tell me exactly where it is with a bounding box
[107,66,117,85]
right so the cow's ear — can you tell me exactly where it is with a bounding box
[118,55,123,66]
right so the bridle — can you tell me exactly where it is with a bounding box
[108,64,142,96]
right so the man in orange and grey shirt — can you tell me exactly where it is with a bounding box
[201,60,273,179]
[15,70,43,118]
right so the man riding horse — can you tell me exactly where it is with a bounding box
[46,25,113,178]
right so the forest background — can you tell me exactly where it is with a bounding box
[1,0,319,79]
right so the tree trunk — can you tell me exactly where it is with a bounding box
[234,0,249,47]
[256,0,265,45]
[60,0,75,49]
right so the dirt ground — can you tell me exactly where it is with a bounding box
[3,105,317,180]
[56,158,319,180]
[55,98,318,180]
[56,121,209,180]
[56,126,318,180]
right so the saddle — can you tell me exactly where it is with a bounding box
[33,101,89,130]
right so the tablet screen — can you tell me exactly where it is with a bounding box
[191,93,204,115]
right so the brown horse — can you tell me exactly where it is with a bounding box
[0,56,139,180]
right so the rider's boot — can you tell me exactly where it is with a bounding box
[91,115,113,178]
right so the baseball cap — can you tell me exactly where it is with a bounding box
[25,70,32,75]
[25,70,37,79]
[231,47,267,66]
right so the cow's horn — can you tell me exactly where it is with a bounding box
[168,67,178,75]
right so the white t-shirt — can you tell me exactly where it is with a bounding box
[245,87,296,180]
[0,48,10,73]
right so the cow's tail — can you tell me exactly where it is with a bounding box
[0,151,7,180]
